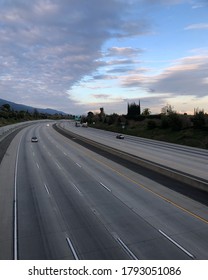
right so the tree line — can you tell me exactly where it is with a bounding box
[1,101,207,131]
[82,103,208,131]
[0,103,70,125]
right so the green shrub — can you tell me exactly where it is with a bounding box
[147,120,157,129]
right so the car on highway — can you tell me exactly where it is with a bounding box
[31,136,38,142]
[116,134,124,139]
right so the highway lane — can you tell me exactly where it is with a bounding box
[0,122,208,259]
[15,124,130,260]
[31,124,193,260]
[44,124,208,259]
[60,121,208,182]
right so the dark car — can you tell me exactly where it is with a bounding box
[31,136,38,142]
[116,134,124,139]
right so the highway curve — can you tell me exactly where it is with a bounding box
[0,122,208,259]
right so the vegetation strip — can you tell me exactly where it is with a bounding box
[83,105,208,150]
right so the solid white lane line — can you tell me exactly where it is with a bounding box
[36,163,40,169]
[55,162,61,169]
[44,184,50,195]
[116,236,138,260]
[100,182,111,192]
[159,229,195,259]
[71,183,82,195]
[66,237,79,260]
[14,135,22,260]
[76,163,82,168]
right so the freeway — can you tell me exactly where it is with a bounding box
[0,122,208,259]
[60,121,208,183]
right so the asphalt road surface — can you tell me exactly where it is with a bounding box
[60,121,208,183]
[0,122,208,260]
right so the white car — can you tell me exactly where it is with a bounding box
[116,134,124,139]
[31,137,38,142]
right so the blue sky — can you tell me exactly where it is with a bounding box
[0,0,208,115]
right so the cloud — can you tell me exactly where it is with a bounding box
[92,94,111,99]
[1,0,205,115]
[141,0,188,6]
[105,59,136,73]
[0,0,150,113]
[102,48,142,76]
[150,55,208,97]
[185,23,208,30]
[191,0,208,9]
[93,74,116,80]
[107,59,136,65]
[107,67,134,74]
[106,47,144,57]
[122,54,208,98]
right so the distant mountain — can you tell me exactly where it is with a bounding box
[0,98,67,115]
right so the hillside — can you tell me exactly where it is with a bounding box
[0,98,66,115]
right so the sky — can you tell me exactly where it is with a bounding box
[0,0,208,115]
